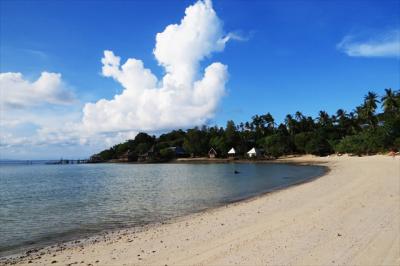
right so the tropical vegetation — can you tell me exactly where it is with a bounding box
[91,89,400,161]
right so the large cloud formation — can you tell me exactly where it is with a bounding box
[82,0,230,134]
[0,72,75,108]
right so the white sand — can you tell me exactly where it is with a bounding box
[8,155,400,266]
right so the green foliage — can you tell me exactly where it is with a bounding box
[90,89,400,162]
[209,135,228,155]
[335,128,388,155]
[294,132,314,154]
[394,137,400,150]
[115,142,129,156]
[159,148,175,160]
[134,132,155,145]
[135,143,152,154]
[158,130,186,146]
[304,132,333,156]
[183,127,209,156]
[263,134,290,158]
[98,149,116,161]
[225,120,239,149]
[335,134,366,156]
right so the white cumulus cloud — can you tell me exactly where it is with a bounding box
[337,30,400,58]
[0,0,236,158]
[82,0,230,135]
[0,72,75,108]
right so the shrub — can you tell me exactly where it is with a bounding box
[263,134,290,158]
[159,148,175,160]
[394,137,400,151]
[335,128,388,155]
[304,133,333,156]
[335,134,366,156]
[294,132,313,154]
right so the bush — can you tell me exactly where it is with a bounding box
[263,134,290,158]
[335,129,388,155]
[159,148,175,160]
[304,133,333,156]
[335,134,366,156]
[294,132,313,154]
[394,137,400,151]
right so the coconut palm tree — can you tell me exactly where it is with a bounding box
[364,91,379,112]
[347,111,360,134]
[361,91,379,128]
[295,111,304,122]
[317,111,331,127]
[334,109,348,136]
[285,114,295,135]
[381,88,399,114]
[261,113,275,131]
[336,109,346,119]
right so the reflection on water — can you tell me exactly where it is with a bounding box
[0,163,325,256]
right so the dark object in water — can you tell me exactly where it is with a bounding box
[234,170,240,174]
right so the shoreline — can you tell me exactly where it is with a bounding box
[96,155,331,166]
[0,161,327,261]
[2,155,399,265]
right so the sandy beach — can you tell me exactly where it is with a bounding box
[3,155,399,266]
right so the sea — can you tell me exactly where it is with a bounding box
[0,161,325,257]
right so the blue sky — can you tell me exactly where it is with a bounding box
[1,0,399,159]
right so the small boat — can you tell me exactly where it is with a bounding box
[234,170,240,174]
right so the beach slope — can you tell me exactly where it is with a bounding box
[11,155,400,266]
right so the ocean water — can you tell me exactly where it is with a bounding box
[0,162,325,256]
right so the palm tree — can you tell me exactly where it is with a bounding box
[363,91,379,128]
[285,114,295,135]
[295,111,304,122]
[347,111,360,134]
[305,116,316,131]
[381,88,398,114]
[239,122,244,132]
[334,109,348,136]
[317,111,331,127]
[251,115,262,130]
[336,109,346,119]
[260,113,275,132]
[364,91,379,112]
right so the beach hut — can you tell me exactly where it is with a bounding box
[227,147,236,158]
[247,147,260,158]
[208,148,218,158]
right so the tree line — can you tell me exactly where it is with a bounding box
[91,89,400,161]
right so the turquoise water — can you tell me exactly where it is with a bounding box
[0,162,325,256]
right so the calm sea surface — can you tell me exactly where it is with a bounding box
[0,162,325,256]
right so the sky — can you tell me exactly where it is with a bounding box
[1,0,399,159]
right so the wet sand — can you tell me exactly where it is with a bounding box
[3,155,399,266]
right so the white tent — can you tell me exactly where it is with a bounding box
[208,147,217,158]
[247,147,259,158]
[227,148,236,155]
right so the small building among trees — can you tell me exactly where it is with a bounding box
[227,147,236,158]
[247,147,261,158]
[208,147,218,158]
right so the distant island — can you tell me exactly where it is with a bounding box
[89,89,400,163]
